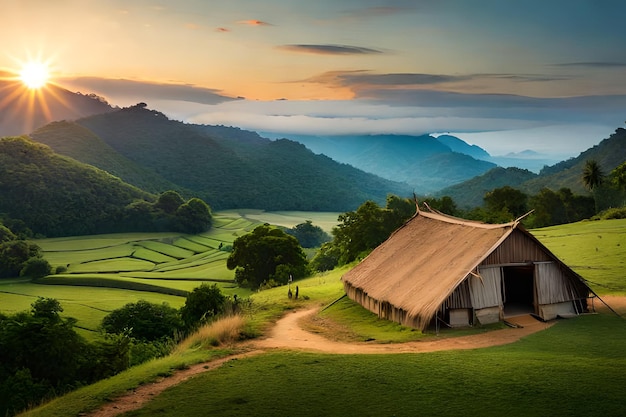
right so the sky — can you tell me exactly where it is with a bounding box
[2,0,626,158]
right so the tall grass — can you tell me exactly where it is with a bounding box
[174,315,246,353]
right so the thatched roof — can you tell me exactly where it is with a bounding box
[341,210,518,328]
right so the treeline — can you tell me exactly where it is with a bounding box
[0,136,212,237]
[0,284,242,416]
[310,171,626,272]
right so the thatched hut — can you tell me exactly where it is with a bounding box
[342,209,593,331]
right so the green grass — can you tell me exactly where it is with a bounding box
[0,281,185,339]
[6,214,626,417]
[19,348,235,417]
[531,218,626,294]
[119,314,626,417]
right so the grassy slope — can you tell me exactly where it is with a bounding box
[12,216,626,417]
[122,314,626,417]
[532,218,626,295]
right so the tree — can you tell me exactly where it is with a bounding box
[582,159,605,191]
[175,197,212,233]
[483,186,528,222]
[180,284,226,329]
[20,257,52,278]
[227,224,309,288]
[101,300,183,341]
[155,190,185,214]
[610,162,626,192]
[0,240,43,278]
[286,220,331,248]
[0,223,16,243]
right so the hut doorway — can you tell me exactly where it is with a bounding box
[503,265,535,317]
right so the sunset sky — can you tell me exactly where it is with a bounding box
[2,0,626,157]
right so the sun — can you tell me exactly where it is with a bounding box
[19,61,50,89]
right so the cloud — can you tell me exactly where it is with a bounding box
[237,19,272,26]
[552,61,626,68]
[216,27,230,32]
[279,44,384,55]
[306,70,571,91]
[57,77,239,106]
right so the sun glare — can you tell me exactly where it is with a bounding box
[19,61,50,89]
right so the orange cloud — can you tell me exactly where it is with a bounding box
[216,27,230,32]
[237,19,272,26]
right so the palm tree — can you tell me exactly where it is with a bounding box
[582,159,604,191]
[582,159,605,213]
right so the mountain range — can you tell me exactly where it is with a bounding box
[29,104,412,212]
[2,81,625,223]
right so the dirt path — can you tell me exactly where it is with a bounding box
[86,350,263,417]
[251,307,553,354]
[87,297,626,417]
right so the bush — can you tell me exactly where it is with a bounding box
[180,283,226,329]
[101,300,184,342]
[20,257,52,278]
[601,207,626,220]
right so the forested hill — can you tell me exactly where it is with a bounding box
[521,127,626,194]
[262,133,497,193]
[437,127,626,208]
[33,104,412,211]
[0,136,152,237]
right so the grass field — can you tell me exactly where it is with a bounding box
[0,211,340,339]
[6,215,626,417]
[119,313,626,417]
[532,218,626,294]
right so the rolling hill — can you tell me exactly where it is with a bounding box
[31,104,413,211]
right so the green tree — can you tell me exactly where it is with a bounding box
[310,241,342,272]
[155,190,185,214]
[227,224,309,288]
[0,240,43,278]
[286,220,331,248]
[582,159,605,191]
[175,197,212,233]
[180,284,226,329]
[0,223,16,243]
[20,257,52,278]
[483,186,528,222]
[101,300,183,341]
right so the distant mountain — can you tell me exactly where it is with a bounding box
[264,133,497,194]
[31,105,412,211]
[437,127,626,208]
[0,72,114,136]
[0,136,152,237]
[435,134,490,160]
[521,127,626,195]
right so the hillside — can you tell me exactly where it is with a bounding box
[31,104,412,211]
[31,121,187,195]
[521,127,626,195]
[0,136,153,237]
[436,167,538,209]
[264,133,497,193]
[0,73,114,137]
[437,127,626,208]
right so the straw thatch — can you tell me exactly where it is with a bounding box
[342,210,591,330]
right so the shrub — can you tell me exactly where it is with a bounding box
[101,300,184,341]
[601,207,626,220]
